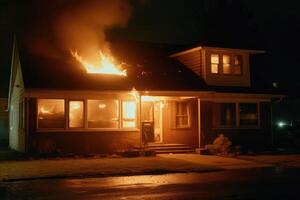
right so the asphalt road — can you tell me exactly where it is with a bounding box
[1,167,300,200]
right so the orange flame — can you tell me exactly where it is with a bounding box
[71,50,127,76]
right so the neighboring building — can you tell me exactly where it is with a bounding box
[0,98,9,147]
[8,39,283,154]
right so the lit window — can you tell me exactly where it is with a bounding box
[87,100,119,128]
[122,100,137,128]
[233,55,243,75]
[38,99,65,128]
[175,101,190,128]
[239,103,258,126]
[223,55,231,74]
[69,101,84,128]
[211,54,219,74]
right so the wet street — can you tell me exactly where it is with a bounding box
[1,168,300,200]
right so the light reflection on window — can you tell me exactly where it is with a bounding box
[87,100,119,128]
[211,54,219,74]
[38,99,65,128]
[69,101,84,128]
[122,100,137,128]
[223,55,231,74]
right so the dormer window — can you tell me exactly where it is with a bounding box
[211,54,219,74]
[210,53,243,76]
[233,55,243,75]
[222,55,231,74]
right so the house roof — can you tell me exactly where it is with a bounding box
[18,39,283,95]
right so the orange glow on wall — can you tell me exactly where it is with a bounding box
[71,50,127,76]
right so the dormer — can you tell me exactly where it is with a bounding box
[170,46,264,87]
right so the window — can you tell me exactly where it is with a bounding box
[122,100,137,128]
[222,55,231,74]
[213,103,236,127]
[211,54,219,74]
[213,102,259,128]
[87,100,119,128]
[239,103,258,126]
[175,101,190,128]
[233,55,243,75]
[38,99,65,128]
[220,103,236,126]
[69,101,84,128]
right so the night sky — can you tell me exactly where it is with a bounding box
[1,0,300,98]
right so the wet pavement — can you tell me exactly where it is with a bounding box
[1,167,300,199]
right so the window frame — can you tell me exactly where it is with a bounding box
[210,53,220,74]
[222,54,232,75]
[121,100,138,129]
[36,99,66,130]
[68,100,85,129]
[209,52,244,76]
[213,102,260,129]
[174,101,191,129]
[37,98,138,132]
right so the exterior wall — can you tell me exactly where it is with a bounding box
[175,50,202,76]
[0,98,9,145]
[9,42,25,152]
[200,101,272,151]
[27,98,140,154]
[162,99,199,148]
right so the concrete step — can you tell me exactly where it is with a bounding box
[155,149,195,154]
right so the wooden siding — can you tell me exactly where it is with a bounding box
[162,99,199,148]
[176,50,201,76]
[9,42,25,152]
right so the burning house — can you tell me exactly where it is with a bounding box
[8,38,284,154]
[7,0,284,154]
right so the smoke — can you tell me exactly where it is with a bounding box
[19,0,133,61]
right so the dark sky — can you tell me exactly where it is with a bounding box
[1,0,300,98]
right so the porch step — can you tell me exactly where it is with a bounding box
[135,143,195,154]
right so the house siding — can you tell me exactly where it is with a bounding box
[9,43,25,152]
[201,101,272,151]
[162,99,199,148]
[27,98,140,154]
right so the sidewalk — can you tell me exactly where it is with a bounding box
[0,154,275,182]
[159,154,271,170]
[237,154,300,168]
[0,156,219,181]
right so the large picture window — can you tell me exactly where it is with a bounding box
[175,101,190,128]
[87,100,119,128]
[38,99,65,128]
[69,101,84,128]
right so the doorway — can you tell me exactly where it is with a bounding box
[141,101,164,143]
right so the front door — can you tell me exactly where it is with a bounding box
[141,101,163,143]
[153,102,163,143]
